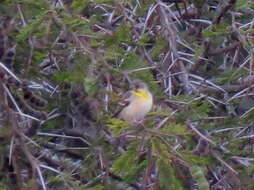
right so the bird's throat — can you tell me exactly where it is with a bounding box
[131,90,151,101]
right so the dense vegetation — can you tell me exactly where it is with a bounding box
[0,0,254,189]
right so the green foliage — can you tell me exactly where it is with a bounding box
[151,137,172,164]
[20,0,47,9]
[189,100,212,117]
[202,23,232,40]
[83,77,99,97]
[157,159,185,190]
[61,13,91,32]
[235,0,254,9]
[246,163,254,176]
[112,145,147,183]
[190,165,209,190]
[240,28,254,35]
[161,123,190,136]
[176,99,212,122]
[171,94,195,102]
[93,0,115,3]
[20,0,48,15]
[57,172,85,189]
[1,0,254,189]
[240,109,254,123]
[120,53,140,70]
[192,0,207,9]
[16,10,49,40]
[151,38,168,61]
[0,124,12,138]
[226,138,253,156]
[53,71,84,83]
[182,152,213,166]
[79,153,102,179]
[106,118,128,136]
[41,117,64,130]
[47,175,65,188]
[136,0,155,16]
[0,1,14,16]
[33,50,48,62]
[0,183,7,190]
[59,8,102,35]
[216,68,247,84]
[84,185,104,190]
[104,23,132,46]
[71,0,90,13]
[137,34,151,46]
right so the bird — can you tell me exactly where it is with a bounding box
[118,80,153,125]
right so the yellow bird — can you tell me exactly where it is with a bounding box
[118,80,153,125]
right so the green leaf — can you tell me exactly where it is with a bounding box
[53,71,84,83]
[157,159,185,190]
[182,152,213,165]
[235,0,253,9]
[176,99,212,122]
[83,185,104,190]
[151,137,171,164]
[112,146,146,183]
[217,68,247,84]
[161,123,190,136]
[83,77,98,97]
[106,118,128,136]
[202,24,231,38]
[151,38,167,60]
[71,0,89,13]
[104,23,132,46]
[190,165,209,190]
[137,34,151,46]
[16,10,49,40]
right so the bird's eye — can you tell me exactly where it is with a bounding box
[134,84,140,89]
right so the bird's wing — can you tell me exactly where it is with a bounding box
[112,90,132,117]
[118,90,132,106]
